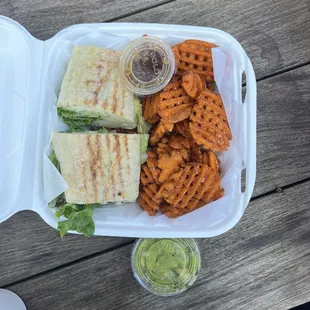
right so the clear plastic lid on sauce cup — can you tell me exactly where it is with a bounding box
[119,36,175,96]
[131,238,201,296]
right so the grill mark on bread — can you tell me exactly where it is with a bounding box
[85,60,113,108]
[101,64,115,110]
[124,136,129,199]
[96,134,103,202]
[87,135,98,201]
[84,63,104,107]
[114,135,122,199]
[112,78,118,114]
[93,62,106,107]
[120,89,126,117]
[81,135,88,201]
[105,134,112,200]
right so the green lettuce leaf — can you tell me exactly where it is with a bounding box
[58,108,102,127]
[58,107,136,129]
[140,134,149,164]
[56,204,100,237]
[134,97,152,134]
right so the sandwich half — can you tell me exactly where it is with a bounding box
[52,132,142,204]
[57,46,136,129]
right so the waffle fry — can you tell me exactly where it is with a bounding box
[155,137,172,157]
[139,183,162,216]
[157,164,222,207]
[158,79,195,123]
[156,163,223,217]
[146,151,161,184]
[140,163,155,185]
[202,186,224,205]
[161,199,205,218]
[197,88,228,112]
[182,71,205,99]
[142,93,160,123]
[149,121,174,145]
[157,150,185,183]
[175,119,191,138]
[190,89,232,151]
[168,134,192,150]
[202,150,221,174]
[172,46,180,71]
[163,76,182,92]
[173,40,217,81]
[189,145,203,163]
[161,203,184,218]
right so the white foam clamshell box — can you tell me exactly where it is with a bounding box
[0,16,256,237]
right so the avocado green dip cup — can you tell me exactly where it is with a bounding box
[131,238,201,296]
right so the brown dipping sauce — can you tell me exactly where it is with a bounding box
[132,49,163,83]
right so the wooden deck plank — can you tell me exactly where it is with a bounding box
[120,0,310,80]
[0,0,172,39]
[0,64,309,287]
[0,211,133,287]
[254,65,310,195]
[6,179,310,310]
[1,0,309,81]
[1,2,310,302]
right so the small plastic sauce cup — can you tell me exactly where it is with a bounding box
[131,238,201,296]
[119,36,175,96]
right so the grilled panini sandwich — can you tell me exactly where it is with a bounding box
[52,132,141,204]
[57,46,136,129]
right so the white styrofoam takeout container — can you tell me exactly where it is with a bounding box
[0,16,256,237]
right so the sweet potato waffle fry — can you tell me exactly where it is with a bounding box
[158,79,195,123]
[202,150,221,174]
[139,183,161,216]
[157,164,222,217]
[145,151,161,184]
[139,39,230,218]
[140,164,155,185]
[149,121,174,145]
[157,150,186,183]
[154,137,172,156]
[168,134,192,150]
[182,71,205,99]
[156,164,216,204]
[172,40,217,81]
[190,89,232,151]
[175,119,191,138]
[142,93,160,123]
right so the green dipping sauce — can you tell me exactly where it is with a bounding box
[132,238,201,296]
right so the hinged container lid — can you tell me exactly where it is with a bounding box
[0,16,43,222]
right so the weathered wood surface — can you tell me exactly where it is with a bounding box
[6,180,310,310]
[0,0,173,39]
[0,0,310,309]
[121,0,310,80]
[1,0,309,81]
[254,65,310,196]
[0,63,309,289]
[0,211,133,287]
